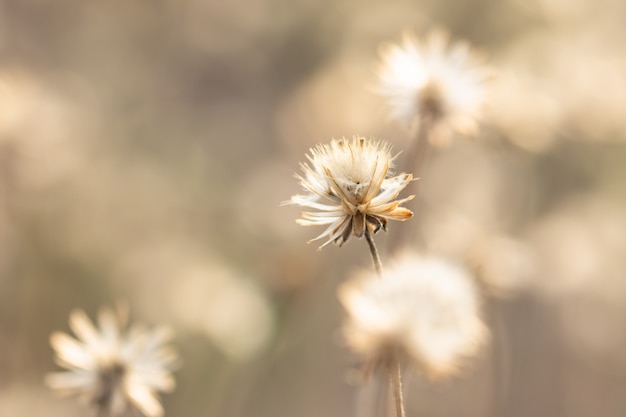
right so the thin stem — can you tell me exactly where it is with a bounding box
[364,228,383,277]
[387,357,406,417]
[390,115,435,253]
[363,229,406,417]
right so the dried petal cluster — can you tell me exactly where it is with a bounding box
[46,306,178,417]
[376,30,490,146]
[339,252,487,378]
[288,136,414,249]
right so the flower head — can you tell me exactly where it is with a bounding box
[339,252,487,378]
[287,136,414,249]
[376,30,490,146]
[46,305,178,417]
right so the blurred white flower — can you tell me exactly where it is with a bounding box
[172,263,275,361]
[375,30,490,146]
[528,197,626,296]
[112,241,275,362]
[46,306,178,417]
[422,209,534,296]
[469,235,535,295]
[0,70,86,188]
[287,136,414,249]
[339,252,487,378]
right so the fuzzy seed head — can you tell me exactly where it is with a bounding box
[339,252,488,378]
[287,136,414,249]
[376,30,491,146]
[46,305,178,417]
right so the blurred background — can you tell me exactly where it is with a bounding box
[1,0,626,416]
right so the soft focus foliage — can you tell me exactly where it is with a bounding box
[1,0,626,416]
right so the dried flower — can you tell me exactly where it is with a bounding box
[46,305,178,417]
[375,30,490,146]
[339,252,487,378]
[287,136,414,249]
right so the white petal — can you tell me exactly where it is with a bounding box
[290,194,341,212]
[68,309,100,347]
[97,307,123,353]
[50,332,96,370]
[126,384,163,417]
[370,174,413,207]
[305,216,348,246]
[46,370,97,393]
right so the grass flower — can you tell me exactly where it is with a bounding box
[46,305,178,417]
[339,252,487,378]
[376,30,490,146]
[287,136,414,249]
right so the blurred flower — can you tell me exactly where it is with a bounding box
[486,70,562,152]
[172,262,275,361]
[422,208,534,296]
[468,235,535,295]
[46,306,178,417]
[528,197,626,296]
[526,196,626,374]
[112,240,275,361]
[375,30,490,146]
[0,71,38,136]
[287,136,414,249]
[274,50,387,154]
[491,27,626,148]
[339,252,487,378]
[0,70,85,188]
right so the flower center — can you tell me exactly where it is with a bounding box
[95,362,127,412]
[418,81,445,120]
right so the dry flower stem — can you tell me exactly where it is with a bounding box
[387,358,406,417]
[364,228,406,417]
[390,115,434,253]
[365,228,383,277]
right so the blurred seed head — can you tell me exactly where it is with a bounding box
[339,252,488,379]
[423,209,535,296]
[375,29,491,146]
[490,26,626,149]
[486,70,563,152]
[172,263,275,361]
[0,70,85,188]
[114,242,275,362]
[287,136,414,249]
[527,197,626,373]
[469,235,535,296]
[528,197,626,296]
[46,305,178,417]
